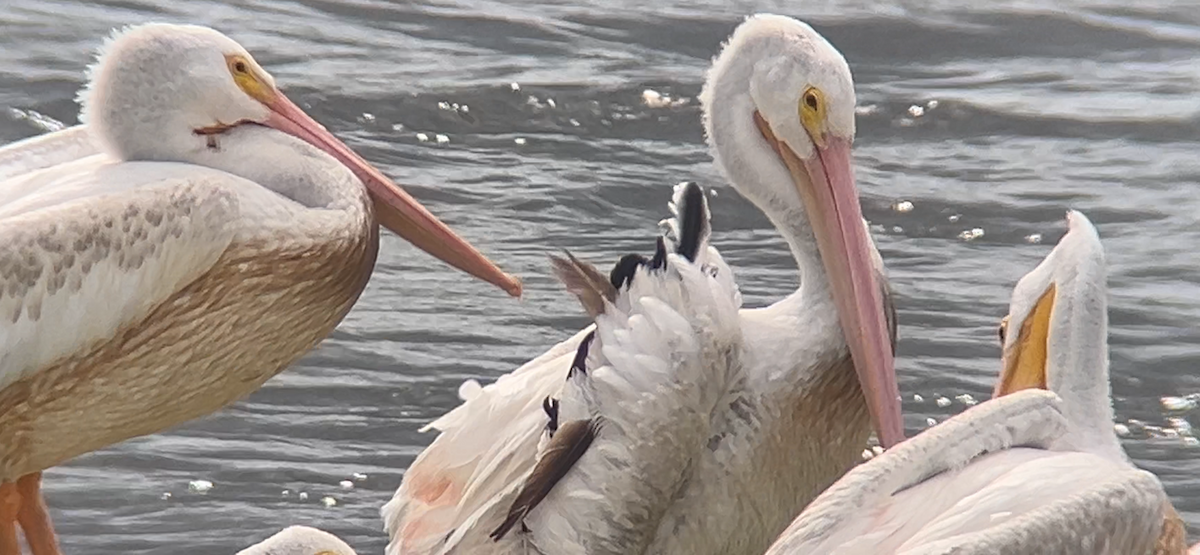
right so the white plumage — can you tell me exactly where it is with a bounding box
[236,526,357,555]
[0,126,99,182]
[765,211,1185,554]
[515,182,741,555]
[0,22,517,555]
[415,182,735,554]
[0,165,237,391]
[384,14,905,555]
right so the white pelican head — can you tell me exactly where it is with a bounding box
[236,525,357,555]
[700,14,902,447]
[78,23,521,297]
[994,211,1117,457]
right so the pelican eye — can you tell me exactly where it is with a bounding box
[226,54,252,75]
[804,91,819,109]
[798,86,827,147]
[225,54,274,104]
[998,315,1010,344]
[800,86,824,116]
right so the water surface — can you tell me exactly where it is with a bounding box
[2,0,1199,552]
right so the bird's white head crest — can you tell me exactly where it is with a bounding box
[699,14,862,226]
[236,525,356,555]
[78,22,277,161]
[703,14,855,163]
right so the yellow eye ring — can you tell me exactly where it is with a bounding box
[798,86,827,147]
[224,54,275,105]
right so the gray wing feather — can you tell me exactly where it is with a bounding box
[905,469,1167,555]
[0,126,101,182]
[767,390,1069,553]
[0,174,238,390]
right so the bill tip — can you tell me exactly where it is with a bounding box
[502,274,524,298]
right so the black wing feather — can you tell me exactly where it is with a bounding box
[673,181,709,262]
[490,418,603,541]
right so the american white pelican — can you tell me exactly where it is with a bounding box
[765,211,1188,555]
[0,23,520,555]
[383,14,903,555]
[237,526,357,555]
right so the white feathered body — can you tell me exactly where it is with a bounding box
[0,125,377,480]
[767,212,1182,555]
[385,12,906,551]
[385,184,875,555]
[766,391,1169,555]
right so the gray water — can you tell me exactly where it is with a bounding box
[2,0,1200,552]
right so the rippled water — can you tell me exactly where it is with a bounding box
[3,0,1200,552]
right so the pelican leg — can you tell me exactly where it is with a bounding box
[15,473,60,555]
[0,481,20,555]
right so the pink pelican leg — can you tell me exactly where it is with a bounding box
[0,473,60,555]
[16,473,59,555]
[0,481,20,555]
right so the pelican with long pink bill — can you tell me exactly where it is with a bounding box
[383,14,903,554]
[0,23,520,555]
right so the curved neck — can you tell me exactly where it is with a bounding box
[1050,274,1122,460]
[85,91,366,215]
[102,125,374,241]
[767,204,835,307]
[198,126,367,213]
[704,65,832,315]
